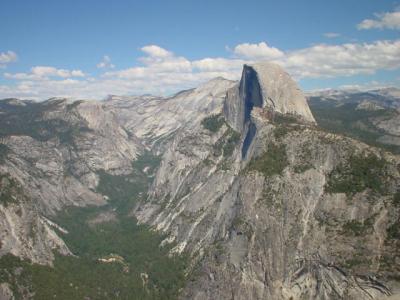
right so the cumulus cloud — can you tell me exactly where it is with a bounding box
[97,55,115,69]
[31,66,85,78]
[4,66,85,80]
[279,40,400,78]
[357,10,400,30]
[232,42,284,60]
[103,45,192,79]
[2,40,400,100]
[141,45,172,58]
[0,51,18,68]
[192,58,246,72]
[1,45,240,100]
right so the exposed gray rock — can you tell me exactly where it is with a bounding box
[0,283,14,300]
[356,100,385,111]
[151,120,398,300]
[135,65,399,299]
[104,77,237,148]
[0,76,237,265]
[224,62,315,133]
[0,63,399,299]
[373,112,400,136]
[0,98,142,263]
[307,87,400,109]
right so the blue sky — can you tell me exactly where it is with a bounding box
[0,0,399,99]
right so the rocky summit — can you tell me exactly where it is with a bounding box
[0,62,399,300]
[224,62,315,134]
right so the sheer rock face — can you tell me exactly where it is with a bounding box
[224,62,316,133]
[248,62,315,122]
[104,77,237,148]
[0,78,236,265]
[0,99,141,264]
[134,64,399,299]
[136,115,400,299]
[1,63,400,299]
[0,197,71,265]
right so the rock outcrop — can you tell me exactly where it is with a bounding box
[0,62,399,299]
[135,114,400,299]
[0,98,140,263]
[104,77,237,148]
[224,62,315,133]
[135,63,399,299]
[0,77,236,264]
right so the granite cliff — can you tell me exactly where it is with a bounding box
[0,63,399,299]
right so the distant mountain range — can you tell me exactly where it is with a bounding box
[307,87,400,108]
[307,87,400,153]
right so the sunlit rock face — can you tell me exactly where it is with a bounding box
[1,62,399,299]
[0,76,237,265]
[224,62,316,133]
[134,64,399,299]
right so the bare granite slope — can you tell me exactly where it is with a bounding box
[0,63,399,299]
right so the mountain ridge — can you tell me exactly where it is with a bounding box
[0,62,399,299]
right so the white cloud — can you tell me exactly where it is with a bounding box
[232,42,284,60]
[4,66,85,80]
[192,57,246,72]
[97,55,115,69]
[2,40,400,100]
[4,72,36,80]
[323,32,341,38]
[1,45,243,100]
[357,10,400,30]
[71,70,85,77]
[280,40,400,78]
[141,45,172,58]
[104,45,192,79]
[0,51,17,68]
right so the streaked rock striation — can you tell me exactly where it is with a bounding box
[224,62,315,133]
[0,62,399,299]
